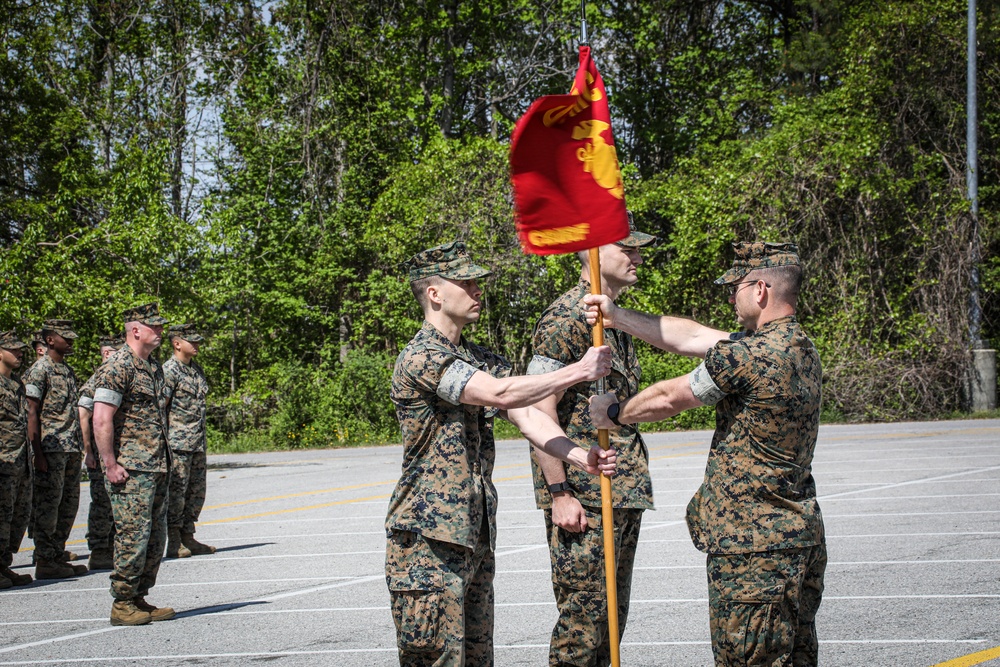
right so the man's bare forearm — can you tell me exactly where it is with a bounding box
[614,309,727,358]
[92,410,117,469]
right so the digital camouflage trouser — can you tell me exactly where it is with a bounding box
[168,450,207,534]
[544,506,643,667]
[106,471,168,601]
[0,465,31,568]
[707,544,828,667]
[85,464,114,552]
[386,525,495,667]
[32,451,82,562]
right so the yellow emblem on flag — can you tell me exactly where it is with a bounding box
[572,120,624,199]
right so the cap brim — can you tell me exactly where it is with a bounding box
[184,334,205,342]
[616,232,657,248]
[441,265,492,281]
[144,316,169,326]
[2,341,29,350]
[714,267,748,285]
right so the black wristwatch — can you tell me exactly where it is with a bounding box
[607,401,624,427]
[547,481,573,495]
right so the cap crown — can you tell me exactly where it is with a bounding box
[406,241,492,282]
[715,242,800,285]
[168,323,204,342]
[42,319,78,339]
[99,334,125,349]
[0,330,28,350]
[616,210,656,248]
[122,302,168,325]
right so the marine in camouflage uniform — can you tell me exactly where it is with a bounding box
[30,332,46,361]
[527,217,656,667]
[92,303,174,626]
[387,241,616,667]
[23,319,87,579]
[0,331,34,588]
[162,324,214,558]
[78,335,123,570]
[589,242,827,667]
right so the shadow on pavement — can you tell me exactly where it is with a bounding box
[213,542,275,553]
[175,600,268,618]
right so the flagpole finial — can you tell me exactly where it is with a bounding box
[580,0,588,44]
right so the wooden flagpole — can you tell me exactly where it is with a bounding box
[588,247,621,667]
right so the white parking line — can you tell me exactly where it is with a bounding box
[0,636,989,665]
[5,594,998,631]
[641,531,1000,544]
[1,576,357,597]
[0,575,384,656]
[823,510,1000,518]
[819,493,1000,502]
[820,466,1000,500]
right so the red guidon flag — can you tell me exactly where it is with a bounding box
[510,46,629,255]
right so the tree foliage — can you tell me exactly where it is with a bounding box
[1,0,997,447]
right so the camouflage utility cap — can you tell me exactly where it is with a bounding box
[31,331,45,347]
[98,334,125,350]
[0,330,29,350]
[406,241,491,283]
[715,242,800,285]
[169,324,205,343]
[123,302,168,326]
[42,319,78,340]
[616,211,657,249]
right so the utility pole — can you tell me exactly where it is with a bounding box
[967,0,997,411]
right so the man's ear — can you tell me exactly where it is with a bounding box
[426,283,442,305]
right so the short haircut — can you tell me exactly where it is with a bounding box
[751,264,802,304]
[410,276,442,311]
[40,329,56,345]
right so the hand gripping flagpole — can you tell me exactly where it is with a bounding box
[589,247,622,667]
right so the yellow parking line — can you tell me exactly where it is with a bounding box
[197,493,393,526]
[200,480,397,512]
[26,448,703,555]
[649,441,706,450]
[823,426,999,443]
[651,451,706,462]
[20,490,396,553]
[931,645,1000,667]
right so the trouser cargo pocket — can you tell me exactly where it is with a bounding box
[387,568,446,653]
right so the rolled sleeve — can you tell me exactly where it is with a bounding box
[437,360,478,406]
[78,395,95,411]
[526,355,565,376]
[24,384,42,399]
[93,388,122,407]
[690,362,726,406]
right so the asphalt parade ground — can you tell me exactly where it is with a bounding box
[1,419,999,666]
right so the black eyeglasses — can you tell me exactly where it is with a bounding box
[726,280,770,297]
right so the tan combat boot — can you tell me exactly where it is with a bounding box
[1,567,32,586]
[134,597,176,621]
[181,532,216,555]
[166,527,191,558]
[110,599,152,626]
[60,550,79,562]
[88,548,114,571]
[35,559,77,579]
